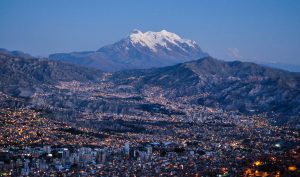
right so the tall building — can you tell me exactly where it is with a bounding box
[146,146,153,156]
[124,142,130,155]
[97,149,106,164]
[21,159,30,176]
[43,145,51,154]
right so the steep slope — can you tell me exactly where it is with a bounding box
[0,53,102,98]
[1,53,299,124]
[49,30,207,71]
[111,57,300,116]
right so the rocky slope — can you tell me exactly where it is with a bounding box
[0,53,102,98]
[112,57,300,116]
[1,54,299,125]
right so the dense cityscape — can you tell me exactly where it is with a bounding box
[1,1,300,176]
[0,58,299,176]
[0,103,299,176]
[0,62,299,176]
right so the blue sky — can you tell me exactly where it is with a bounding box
[0,0,300,64]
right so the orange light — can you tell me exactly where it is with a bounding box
[245,168,252,175]
[254,161,263,166]
[288,165,297,172]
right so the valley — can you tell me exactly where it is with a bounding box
[0,52,299,176]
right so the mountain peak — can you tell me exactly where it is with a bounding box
[50,30,207,71]
[128,29,198,52]
[131,29,142,34]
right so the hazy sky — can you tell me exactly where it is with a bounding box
[1,0,300,64]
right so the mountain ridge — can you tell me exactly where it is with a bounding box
[112,57,300,117]
[0,48,34,59]
[1,53,299,125]
[0,53,102,98]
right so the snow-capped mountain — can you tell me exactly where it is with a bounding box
[49,30,208,71]
[127,29,198,52]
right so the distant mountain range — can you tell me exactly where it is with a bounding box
[2,29,299,72]
[0,52,299,126]
[0,48,33,59]
[1,29,300,126]
[49,30,208,71]
[260,62,300,73]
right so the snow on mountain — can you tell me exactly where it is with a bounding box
[129,29,197,52]
[49,30,208,71]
